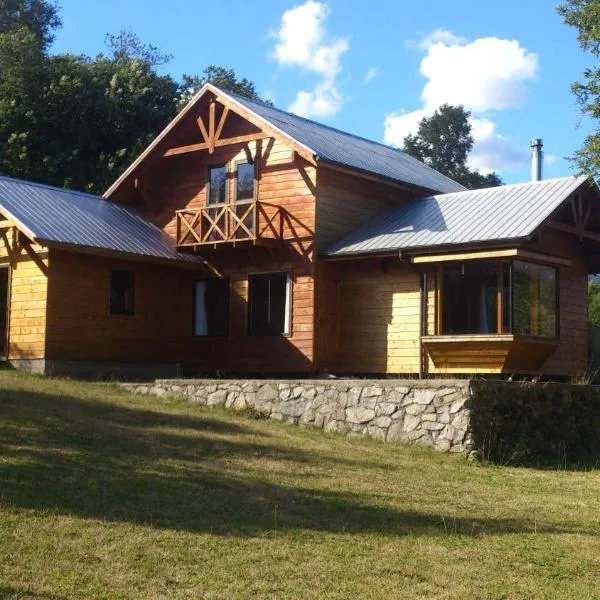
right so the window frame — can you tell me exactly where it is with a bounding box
[192,277,231,338]
[247,271,293,337]
[430,259,559,339]
[206,163,229,207]
[233,159,257,204]
[109,269,136,317]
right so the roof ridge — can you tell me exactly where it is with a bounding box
[0,175,103,202]
[430,175,586,199]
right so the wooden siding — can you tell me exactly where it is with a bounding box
[316,259,421,373]
[105,105,318,373]
[0,228,48,359]
[315,167,414,250]
[45,249,314,372]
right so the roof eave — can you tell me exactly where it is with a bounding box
[320,237,532,260]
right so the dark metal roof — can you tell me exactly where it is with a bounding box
[323,176,591,257]
[0,176,200,264]
[228,93,466,194]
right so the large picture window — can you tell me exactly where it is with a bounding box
[110,270,135,316]
[512,261,557,337]
[431,260,557,338]
[248,272,291,336]
[194,278,230,336]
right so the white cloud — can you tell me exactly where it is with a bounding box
[363,66,378,85]
[270,1,349,118]
[468,118,529,174]
[385,31,539,175]
[406,29,467,51]
[289,81,344,118]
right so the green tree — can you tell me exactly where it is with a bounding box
[558,0,600,177]
[0,0,267,192]
[178,65,271,108]
[0,0,60,47]
[589,279,600,326]
[403,104,502,190]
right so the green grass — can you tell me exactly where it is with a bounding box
[1,371,600,599]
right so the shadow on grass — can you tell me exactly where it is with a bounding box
[0,585,68,599]
[0,382,590,538]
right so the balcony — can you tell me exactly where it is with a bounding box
[176,201,282,249]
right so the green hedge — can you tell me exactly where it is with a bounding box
[470,380,600,466]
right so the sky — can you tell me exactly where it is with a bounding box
[51,0,594,184]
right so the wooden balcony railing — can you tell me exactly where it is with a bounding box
[176,201,281,248]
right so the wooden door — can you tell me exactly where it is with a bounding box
[0,267,8,357]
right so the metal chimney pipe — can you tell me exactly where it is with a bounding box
[531,138,543,181]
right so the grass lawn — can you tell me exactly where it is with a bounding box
[1,371,600,599]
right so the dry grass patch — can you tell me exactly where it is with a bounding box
[1,370,600,599]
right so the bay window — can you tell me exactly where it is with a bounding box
[429,260,558,338]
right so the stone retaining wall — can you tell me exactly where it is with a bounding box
[122,379,473,454]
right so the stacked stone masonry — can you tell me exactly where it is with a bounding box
[122,379,473,454]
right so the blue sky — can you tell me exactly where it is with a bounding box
[52,0,593,184]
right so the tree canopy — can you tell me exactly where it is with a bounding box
[403,104,502,190]
[0,1,267,192]
[558,0,600,177]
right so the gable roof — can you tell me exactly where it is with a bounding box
[323,176,592,257]
[104,84,465,198]
[0,176,201,265]
[227,92,465,194]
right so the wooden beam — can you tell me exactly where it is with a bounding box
[196,115,209,143]
[547,221,600,243]
[208,100,216,154]
[214,106,229,142]
[19,236,48,276]
[0,219,13,229]
[163,132,269,157]
[412,248,572,267]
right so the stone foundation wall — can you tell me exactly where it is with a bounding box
[122,379,473,454]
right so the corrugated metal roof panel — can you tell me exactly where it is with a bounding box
[228,93,466,194]
[323,176,591,256]
[0,176,200,264]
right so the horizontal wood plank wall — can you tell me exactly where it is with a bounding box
[317,259,421,373]
[45,250,183,362]
[45,249,314,372]
[0,229,48,359]
[315,167,414,250]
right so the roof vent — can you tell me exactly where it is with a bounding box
[531,138,543,182]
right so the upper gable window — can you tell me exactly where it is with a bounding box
[208,165,227,205]
[235,161,255,202]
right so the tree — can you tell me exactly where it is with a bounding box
[0,0,267,192]
[589,279,600,326]
[403,104,502,190]
[0,0,60,47]
[558,0,600,177]
[178,65,271,108]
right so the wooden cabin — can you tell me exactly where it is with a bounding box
[0,84,597,378]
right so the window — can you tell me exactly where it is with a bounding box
[207,165,227,205]
[234,161,256,239]
[440,262,509,335]
[235,161,255,202]
[194,278,230,336]
[430,260,558,338]
[110,270,135,316]
[248,272,291,336]
[512,261,557,337]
